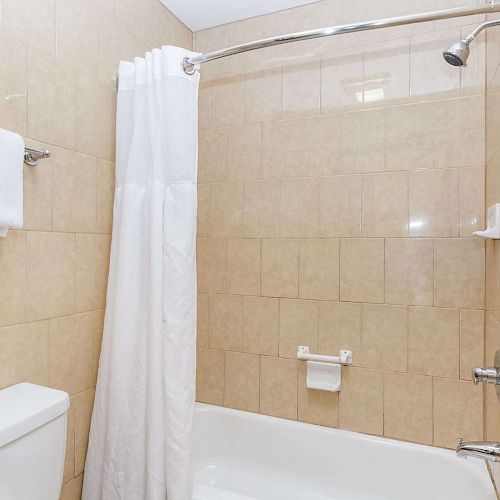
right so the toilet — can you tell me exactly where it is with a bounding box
[0,383,70,500]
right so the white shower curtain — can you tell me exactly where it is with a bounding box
[82,46,200,500]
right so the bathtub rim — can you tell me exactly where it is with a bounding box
[194,401,494,491]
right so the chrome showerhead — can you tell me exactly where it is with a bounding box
[444,20,500,68]
[443,40,470,67]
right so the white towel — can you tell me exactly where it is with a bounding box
[0,129,24,237]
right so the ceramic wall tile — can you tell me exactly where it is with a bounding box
[409,306,460,378]
[384,372,433,444]
[340,239,385,303]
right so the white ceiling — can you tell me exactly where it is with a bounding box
[161,0,320,31]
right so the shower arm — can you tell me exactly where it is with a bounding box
[181,1,500,74]
[464,18,500,45]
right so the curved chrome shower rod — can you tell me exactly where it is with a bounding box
[182,1,500,74]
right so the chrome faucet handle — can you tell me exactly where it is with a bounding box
[472,367,500,385]
[471,350,500,402]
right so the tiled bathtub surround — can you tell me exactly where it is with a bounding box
[196,0,489,451]
[0,0,192,498]
[485,12,500,490]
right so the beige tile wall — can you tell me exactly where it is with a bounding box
[0,0,493,492]
[485,13,500,490]
[196,0,488,450]
[0,0,192,498]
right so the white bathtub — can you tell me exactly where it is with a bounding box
[193,403,497,500]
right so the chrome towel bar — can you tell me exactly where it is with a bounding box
[24,146,51,166]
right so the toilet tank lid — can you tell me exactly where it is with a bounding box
[0,383,70,448]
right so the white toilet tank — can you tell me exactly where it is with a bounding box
[0,383,70,500]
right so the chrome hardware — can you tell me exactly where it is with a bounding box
[472,350,500,401]
[472,367,500,386]
[182,2,500,73]
[464,18,500,44]
[443,19,500,67]
[24,146,51,167]
[457,438,500,462]
[110,4,500,79]
[182,57,196,75]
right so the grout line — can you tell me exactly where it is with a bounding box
[23,230,27,320]
[200,93,486,134]
[406,170,410,238]
[73,231,77,313]
[258,353,261,414]
[432,236,436,307]
[406,305,410,373]
[25,45,31,137]
[381,359,385,437]
[383,237,386,303]
[431,376,435,445]
[259,238,262,297]
[459,308,462,380]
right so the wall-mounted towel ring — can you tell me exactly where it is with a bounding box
[24,146,51,166]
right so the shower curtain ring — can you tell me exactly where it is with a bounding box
[182,57,196,75]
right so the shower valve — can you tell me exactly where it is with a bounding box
[472,350,500,403]
[472,367,500,386]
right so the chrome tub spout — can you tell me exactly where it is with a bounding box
[457,439,500,462]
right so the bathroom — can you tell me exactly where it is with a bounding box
[0,0,500,498]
